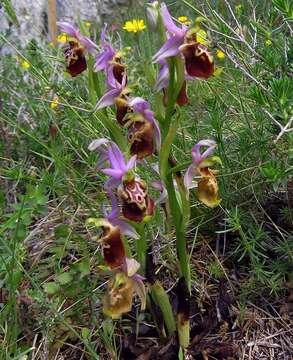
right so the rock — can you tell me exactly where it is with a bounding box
[0,0,139,54]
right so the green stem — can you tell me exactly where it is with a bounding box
[135,223,147,274]
[165,173,191,291]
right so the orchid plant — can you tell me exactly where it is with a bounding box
[57,1,221,352]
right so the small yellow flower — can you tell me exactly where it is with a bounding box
[50,95,59,109]
[265,39,272,46]
[20,60,30,69]
[85,21,91,28]
[178,16,191,26]
[57,33,67,43]
[197,29,209,46]
[216,49,225,59]
[123,19,146,33]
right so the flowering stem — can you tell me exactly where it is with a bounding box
[165,172,191,291]
[135,223,147,274]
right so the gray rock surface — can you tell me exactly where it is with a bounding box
[0,0,136,54]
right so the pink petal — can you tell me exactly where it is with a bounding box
[94,88,121,111]
[88,138,109,151]
[184,164,197,190]
[126,155,137,172]
[152,35,183,63]
[57,22,78,38]
[160,3,183,36]
[102,168,123,178]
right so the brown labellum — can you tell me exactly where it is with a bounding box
[112,60,127,85]
[64,41,87,77]
[128,118,154,159]
[115,97,129,125]
[118,178,155,223]
[100,223,125,269]
[180,42,214,79]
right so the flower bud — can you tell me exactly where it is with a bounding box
[146,1,160,31]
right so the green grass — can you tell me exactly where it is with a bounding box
[0,0,292,358]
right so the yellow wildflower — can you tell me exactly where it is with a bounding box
[123,19,146,33]
[265,39,272,46]
[20,60,30,69]
[216,49,225,59]
[50,95,59,109]
[85,21,91,28]
[57,33,67,44]
[178,16,191,26]
[197,29,209,46]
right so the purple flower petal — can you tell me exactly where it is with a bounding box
[108,144,127,172]
[191,140,216,165]
[105,177,121,189]
[184,164,197,190]
[106,190,120,221]
[126,155,137,172]
[79,35,98,52]
[102,168,123,179]
[152,35,183,63]
[57,22,78,38]
[94,88,121,111]
[160,3,183,36]
[94,46,115,72]
[112,219,139,239]
[154,60,170,91]
[88,138,110,151]
[152,180,168,204]
[101,23,108,47]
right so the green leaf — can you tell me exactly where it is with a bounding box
[43,282,60,295]
[2,0,19,27]
[55,224,70,238]
[57,272,72,285]
[81,327,91,339]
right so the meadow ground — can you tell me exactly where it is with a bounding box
[0,0,292,359]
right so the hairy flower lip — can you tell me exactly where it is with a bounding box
[179,42,214,79]
[118,178,155,223]
[64,42,87,77]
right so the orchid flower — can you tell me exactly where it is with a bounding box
[94,24,127,84]
[94,24,116,72]
[87,218,146,318]
[103,257,146,318]
[94,67,129,118]
[88,138,136,188]
[126,97,161,154]
[57,22,98,52]
[118,177,155,223]
[152,3,214,79]
[57,22,98,77]
[184,140,221,208]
